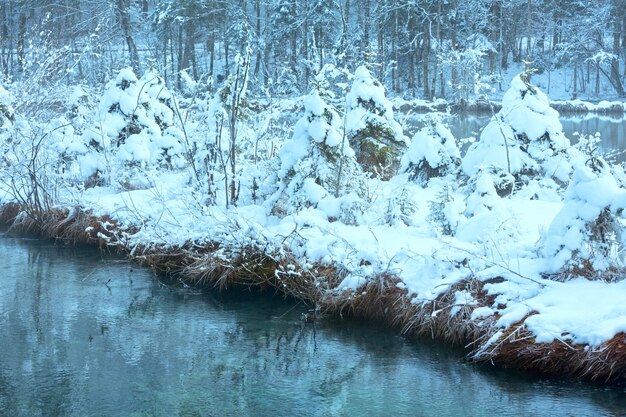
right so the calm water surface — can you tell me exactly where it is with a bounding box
[402,112,626,162]
[1,235,626,417]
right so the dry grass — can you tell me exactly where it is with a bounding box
[1,203,127,249]
[321,275,496,350]
[0,202,20,226]
[471,320,626,383]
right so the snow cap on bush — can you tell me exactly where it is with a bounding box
[462,73,571,188]
[346,65,408,179]
[543,159,626,274]
[401,119,460,185]
[271,90,364,217]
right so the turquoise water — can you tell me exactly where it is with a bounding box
[1,235,626,417]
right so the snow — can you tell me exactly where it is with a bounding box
[3,68,626,358]
[346,65,408,147]
[463,74,572,184]
[519,279,626,346]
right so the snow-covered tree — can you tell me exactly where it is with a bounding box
[86,68,186,189]
[191,53,252,207]
[428,184,466,236]
[464,168,506,217]
[346,65,408,180]
[462,72,572,195]
[543,157,626,279]
[270,90,364,216]
[437,34,495,102]
[401,119,460,185]
[0,85,15,142]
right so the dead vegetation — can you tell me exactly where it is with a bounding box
[473,323,626,383]
[1,202,127,248]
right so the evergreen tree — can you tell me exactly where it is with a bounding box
[271,90,364,216]
[346,65,408,180]
[543,156,626,278]
[462,71,572,195]
[401,118,461,185]
[86,68,185,189]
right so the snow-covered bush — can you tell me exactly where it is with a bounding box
[191,57,255,207]
[464,168,505,216]
[401,119,460,185]
[45,117,86,181]
[543,157,626,279]
[382,186,418,227]
[462,73,571,195]
[191,80,232,206]
[313,64,353,101]
[270,90,364,218]
[87,68,186,189]
[346,65,408,180]
[67,86,92,134]
[428,184,466,236]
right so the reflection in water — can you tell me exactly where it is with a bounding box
[1,236,626,417]
[400,112,626,163]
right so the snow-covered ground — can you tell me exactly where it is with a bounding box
[2,66,626,379]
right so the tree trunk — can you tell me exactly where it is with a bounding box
[177,24,183,88]
[526,0,532,58]
[116,0,141,75]
[208,33,215,78]
[363,0,370,54]
[254,0,261,76]
[422,20,431,100]
[611,8,625,97]
[573,65,578,99]
[378,29,384,79]
[596,62,600,96]
[451,0,458,89]
[1,3,9,78]
[17,7,26,75]
[290,0,297,73]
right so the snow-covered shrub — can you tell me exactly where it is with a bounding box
[190,80,234,206]
[87,68,186,189]
[191,59,255,207]
[428,184,466,236]
[346,65,408,180]
[274,67,300,97]
[67,86,92,134]
[401,119,461,185]
[270,90,364,217]
[313,64,353,101]
[462,73,571,195]
[0,85,14,130]
[543,157,626,279]
[45,117,87,181]
[465,168,504,216]
[382,186,417,226]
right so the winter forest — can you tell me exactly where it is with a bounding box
[3,0,626,390]
[0,0,625,99]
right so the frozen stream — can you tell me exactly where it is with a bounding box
[1,235,626,416]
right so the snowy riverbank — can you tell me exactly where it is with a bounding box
[393,97,626,115]
[3,173,626,382]
[3,67,626,383]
